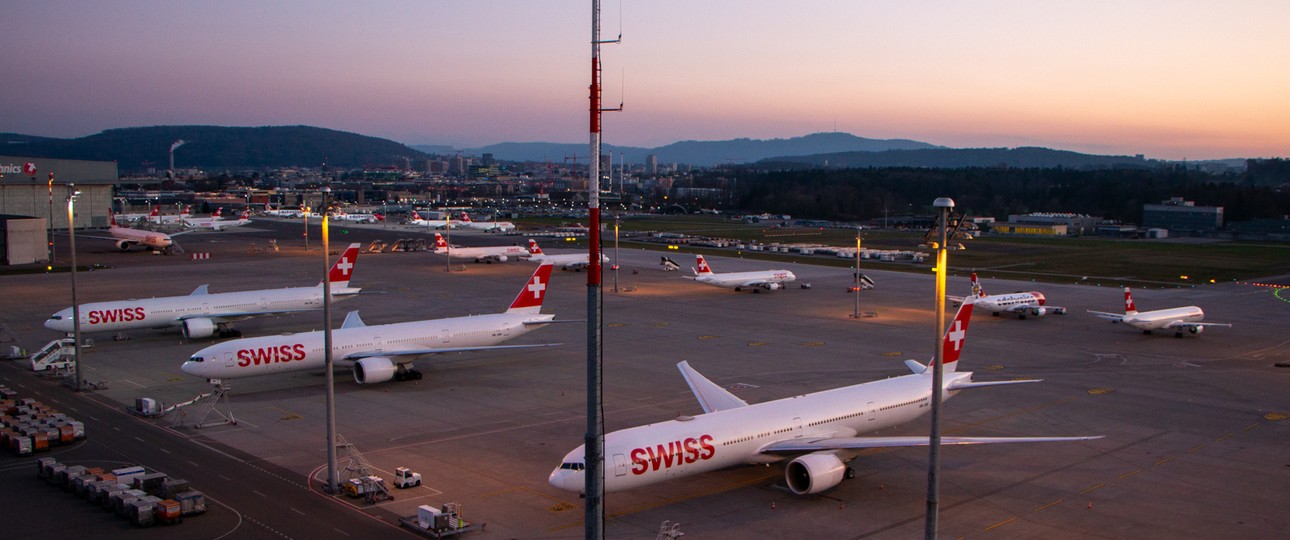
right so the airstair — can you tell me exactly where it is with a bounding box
[335,434,393,502]
[30,338,77,372]
[177,381,236,428]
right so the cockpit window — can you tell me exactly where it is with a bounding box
[49,315,62,320]
[559,462,585,471]
[190,356,204,363]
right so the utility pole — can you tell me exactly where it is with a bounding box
[924,197,954,539]
[321,187,339,494]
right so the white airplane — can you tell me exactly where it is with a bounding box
[264,204,303,218]
[525,239,607,271]
[182,263,560,384]
[82,211,187,253]
[457,212,516,233]
[433,233,529,263]
[949,272,1066,319]
[115,206,156,223]
[549,297,1101,495]
[407,210,454,229]
[1087,287,1231,337]
[333,210,384,224]
[184,209,252,231]
[46,244,364,339]
[148,205,193,224]
[688,254,796,292]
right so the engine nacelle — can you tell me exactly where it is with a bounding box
[784,452,847,495]
[1188,326,1204,335]
[495,255,509,263]
[116,240,134,252]
[1030,306,1048,317]
[182,318,217,339]
[765,282,782,291]
[353,357,397,384]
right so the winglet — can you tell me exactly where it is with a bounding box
[507,263,555,314]
[341,311,366,329]
[677,361,748,413]
[327,243,362,288]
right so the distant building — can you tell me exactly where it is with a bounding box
[647,154,658,175]
[1142,197,1223,235]
[997,212,1102,236]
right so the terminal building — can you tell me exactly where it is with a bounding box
[991,213,1103,237]
[0,156,118,264]
[1141,197,1223,236]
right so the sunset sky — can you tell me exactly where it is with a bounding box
[3,1,1287,160]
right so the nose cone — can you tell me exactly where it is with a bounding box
[1034,292,1046,305]
[548,446,587,493]
[45,309,73,333]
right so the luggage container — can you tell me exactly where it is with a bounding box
[57,425,75,444]
[128,496,161,526]
[134,472,168,495]
[68,421,85,440]
[11,435,31,456]
[31,431,49,452]
[87,481,115,505]
[112,466,145,486]
[47,462,67,483]
[154,499,182,525]
[36,457,57,479]
[159,478,190,499]
[175,490,206,515]
[72,473,96,495]
[102,484,132,510]
[111,489,147,516]
[59,465,87,487]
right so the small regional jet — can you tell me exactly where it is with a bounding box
[184,209,252,231]
[687,254,795,292]
[46,244,364,339]
[457,212,516,233]
[407,210,454,229]
[525,239,608,271]
[1087,287,1231,337]
[549,297,1101,495]
[950,272,1066,319]
[432,233,529,263]
[182,263,560,384]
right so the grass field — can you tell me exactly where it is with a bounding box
[523,215,1290,287]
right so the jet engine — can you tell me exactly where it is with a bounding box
[1029,306,1048,317]
[116,240,135,252]
[495,255,508,263]
[784,452,847,495]
[182,318,217,339]
[1188,326,1204,335]
[765,282,782,291]
[353,357,397,384]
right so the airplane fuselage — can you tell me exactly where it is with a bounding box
[695,270,796,290]
[1119,307,1205,331]
[551,370,971,493]
[45,286,356,335]
[109,225,173,250]
[440,245,529,262]
[182,311,554,379]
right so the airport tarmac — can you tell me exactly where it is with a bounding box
[2,219,1287,539]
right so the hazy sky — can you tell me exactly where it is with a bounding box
[3,1,1287,160]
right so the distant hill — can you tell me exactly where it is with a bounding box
[2,125,427,171]
[453,132,940,166]
[758,146,1156,170]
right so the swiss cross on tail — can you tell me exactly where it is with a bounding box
[149,206,159,217]
[433,233,448,250]
[326,243,361,287]
[461,212,473,222]
[1123,287,1137,314]
[528,239,544,255]
[695,255,713,275]
[508,263,555,313]
[941,299,975,370]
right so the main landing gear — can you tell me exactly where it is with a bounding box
[393,366,423,382]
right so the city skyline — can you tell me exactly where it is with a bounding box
[2,1,1287,161]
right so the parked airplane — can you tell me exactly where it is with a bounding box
[1087,287,1231,337]
[148,205,192,224]
[549,297,1101,495]
[949,272,1066,319]
[526,239,607,271]
[46,244,364,339]
[407,211,454,229]
[82,211,186,253]
[184,209,252,231]
[688,254,796,292]
[433,233,529,263]
[181,263,560,384]
[264,204,303,218]
[458,212,516,233]
[115,206,156,223]
[333,210,384,224]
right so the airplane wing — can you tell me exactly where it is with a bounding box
[760,435,1102,454]
[177,307,319,322]
[1003,303,1066,315]
[341,343,561,360]
[1165,321,1232,330]
[1086,310,1125,322]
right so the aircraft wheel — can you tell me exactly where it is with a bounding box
[992,312,1001,317]
[734,287,742,292]
[394,371,407,382]
[752,289,760,294]
[410,370,423,380]
[1143,330,1152,335]
[845,467,856,480]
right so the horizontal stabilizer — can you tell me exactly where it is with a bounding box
[341,311,366,329]
[524,318,583,325]
[191,284,210,295]
[1087,310,1125,321]
[904,359,927,374]
[947,379,1041,391]
[677,361,749,413]
[761,434,1102,454]
[343,342,561,360]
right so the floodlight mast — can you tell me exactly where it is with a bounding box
[925,196,954,538]
[585,0,621,537]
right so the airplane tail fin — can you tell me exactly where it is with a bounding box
[411,210,421,221]
[695,254,714,275]
[507,263,555,314]
[970,272,987,297]
[213,207,223,218]
[528,239,544,255]
[325,243,362,288]
[1123,287,1137,314]
[109,210,118,227]
[433,232,448,252]
[940,296,975,373]
[150,206,159,217]
[461,212,473,222]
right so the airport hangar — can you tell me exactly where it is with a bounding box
[0,156,117,265]
[1,218,1287,539]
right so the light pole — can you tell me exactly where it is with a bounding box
[924,197,954,539]
[852,228,862,319]
[612,214,619,293]
[48,173,56,264]
[321,187,339,494]
[303,205,310,252]
[67,185,83,391]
